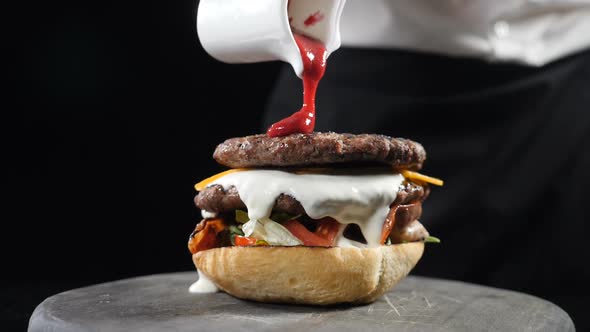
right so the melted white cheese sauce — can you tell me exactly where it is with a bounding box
[189,268,219,293]
[210,170,404,248]
[201,210,217,219]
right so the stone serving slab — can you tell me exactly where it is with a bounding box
[28,272,574,332]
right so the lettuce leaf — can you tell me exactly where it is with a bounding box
[425,236,441,243]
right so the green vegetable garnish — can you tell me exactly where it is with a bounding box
[229,225,244,236]
[269,211,301,223]
[425,236,441,243]
[235,210,249,223]
[255,239,269,246]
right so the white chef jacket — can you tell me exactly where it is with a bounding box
[340,0,590,66]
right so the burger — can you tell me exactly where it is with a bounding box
[188,132,442,305]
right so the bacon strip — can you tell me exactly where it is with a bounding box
[380,202,424,244]
[188,218,227,254]
[380,205,400,245]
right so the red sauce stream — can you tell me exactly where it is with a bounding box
[266,33,327,137]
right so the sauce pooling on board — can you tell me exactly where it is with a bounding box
[189,268,219,293]
[266,33,327,137]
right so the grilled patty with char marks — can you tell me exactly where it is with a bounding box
[195,181,429,216]
[213,132,426,170]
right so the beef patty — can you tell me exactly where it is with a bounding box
[213,132,426,170]
[195,181,429,216]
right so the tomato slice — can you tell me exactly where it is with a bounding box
[234,235,257,246]
[314,217,339,244]
[283,217,339,247]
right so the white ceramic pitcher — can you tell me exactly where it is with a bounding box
[197,0,347,78]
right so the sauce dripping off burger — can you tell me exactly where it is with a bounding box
[266,33,327,137]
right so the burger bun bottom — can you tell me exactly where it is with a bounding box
[193,243,424,305]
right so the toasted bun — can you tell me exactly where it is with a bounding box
[193,242,424,305]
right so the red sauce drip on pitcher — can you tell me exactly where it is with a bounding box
[304,11,325,26]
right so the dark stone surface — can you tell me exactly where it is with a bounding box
[28,272,575,332]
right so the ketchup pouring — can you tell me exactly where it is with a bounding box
[266,33,327,137]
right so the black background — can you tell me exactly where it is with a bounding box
[5,0,589,331]
[7,0,281,329]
